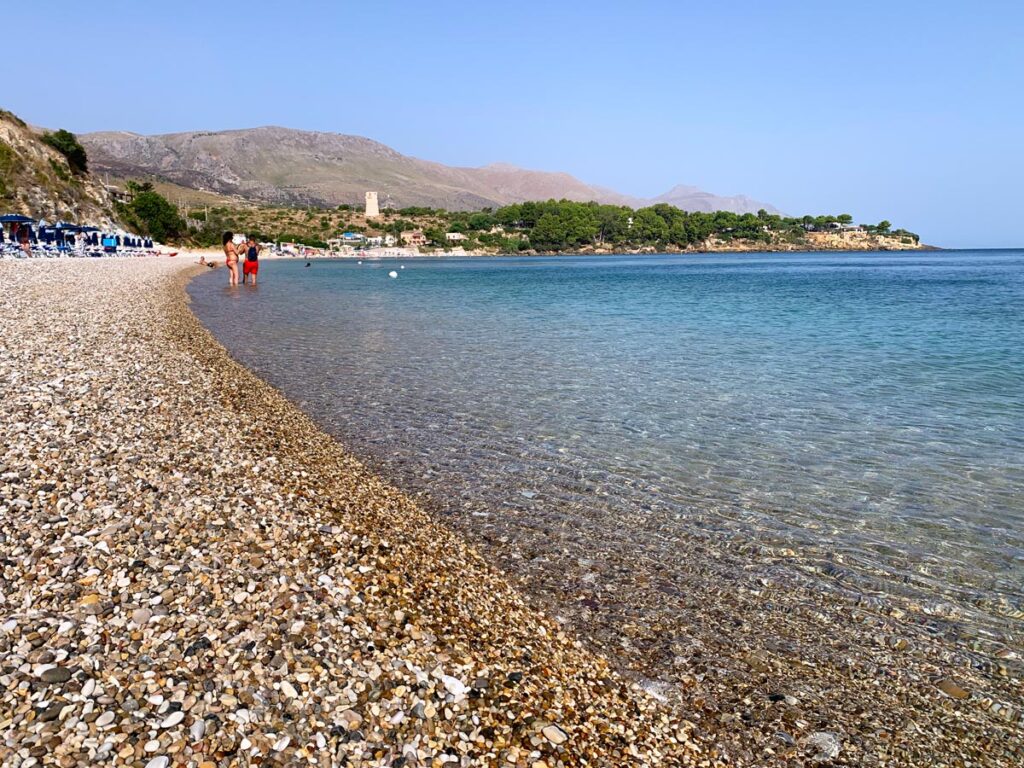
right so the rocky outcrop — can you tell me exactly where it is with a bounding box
[0,109,116,225]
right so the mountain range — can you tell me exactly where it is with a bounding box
[80,126,779,214]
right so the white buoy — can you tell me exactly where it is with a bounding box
[357,260,362,265]
[400,265,405,269]
[388,271,398,278]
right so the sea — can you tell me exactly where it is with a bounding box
[189,250,1024,688]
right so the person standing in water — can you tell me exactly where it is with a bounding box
[242,236,261,285]
[222,231,240,286]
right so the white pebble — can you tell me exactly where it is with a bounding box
[161,711,184,728]
[95,711,115,727]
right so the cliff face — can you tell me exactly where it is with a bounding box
[0,110,116,225]
[803,229,924,251]
[80,126,779,214]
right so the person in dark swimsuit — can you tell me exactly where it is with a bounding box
[242,237,261,285]
[240,237,260,286]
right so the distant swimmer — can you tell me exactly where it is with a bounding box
[305,262,311,268]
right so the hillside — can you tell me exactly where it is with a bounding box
[0,110,116,225]
[80,126,780,214]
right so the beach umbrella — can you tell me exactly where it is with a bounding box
[0,213,34,223]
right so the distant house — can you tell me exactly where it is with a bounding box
[341,231,365,242]
[365,236,384,246]
[445,232,468,242]
[384,234,397,247]
[401,230,427,246]
[106,185,133,204]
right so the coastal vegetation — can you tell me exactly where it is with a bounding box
[169,193,920,252]
[41,129,88,174]
[115,181,187,242]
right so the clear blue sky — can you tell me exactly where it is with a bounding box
[8,0,1023,247]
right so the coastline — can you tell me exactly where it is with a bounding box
[0,258,698,766]
[3,257,1020,767]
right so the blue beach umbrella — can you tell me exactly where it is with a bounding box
[0,213,35,223]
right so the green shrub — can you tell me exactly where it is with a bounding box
[117,189,185,242]
[41,129,88,173]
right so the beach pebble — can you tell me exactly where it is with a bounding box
[39,667,72,684]
[806,732,841,760]
[542,724,569,745]
[145,757,169,768]
[161,710,184,728]
[441,674,467,700]
[935,678,970,699]
[95,711,115,727]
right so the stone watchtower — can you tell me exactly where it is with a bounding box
[365,191,380,218]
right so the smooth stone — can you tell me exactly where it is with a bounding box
[144,740,162,753]
[935,678,970,699]
[280,681,298,699]
[40,667,71,684]
[273,735,290,752]
[161,711,184,728]
[95,711,115,727]
[145,758,169,768]
[132,608,152,625]
[39,703,64,722]
[542,724,569,746]
[189,720,206,741]
[441,675,467,699]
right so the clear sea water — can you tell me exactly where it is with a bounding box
[189,251,1024,655]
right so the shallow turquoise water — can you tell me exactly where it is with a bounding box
[190,251,1024,640]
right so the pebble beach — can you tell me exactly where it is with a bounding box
[0,259,700,767]
[2,257,1022,768]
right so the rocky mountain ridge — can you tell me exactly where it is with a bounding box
[81,126,780,214]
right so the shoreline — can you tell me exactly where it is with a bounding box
[0,258,697,766]
[3,258,1020,767]
[188,256,1023,768]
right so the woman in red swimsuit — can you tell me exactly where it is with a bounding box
[222,231,240,286]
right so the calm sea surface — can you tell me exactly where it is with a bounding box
[190,251,1024,659]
